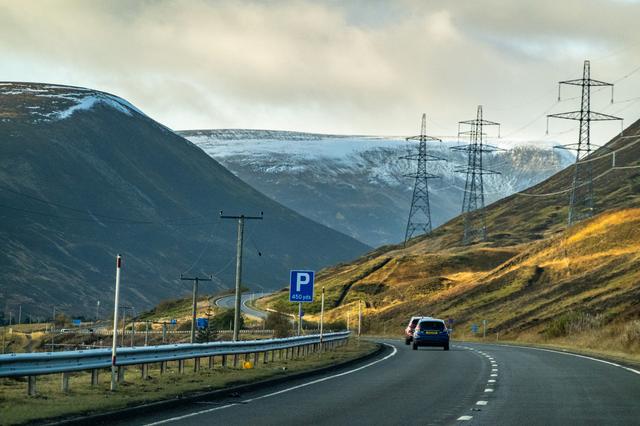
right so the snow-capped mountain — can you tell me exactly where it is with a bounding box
[180,129,574,247]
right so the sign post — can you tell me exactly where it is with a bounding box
[290,270,315,336]
[110,255,122,392]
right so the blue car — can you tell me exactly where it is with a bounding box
[412,318,450,351]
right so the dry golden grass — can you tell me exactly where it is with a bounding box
[263,208,640,358]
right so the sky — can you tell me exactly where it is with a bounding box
[1,0,640,146]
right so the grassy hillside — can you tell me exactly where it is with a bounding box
[261,119,640,359]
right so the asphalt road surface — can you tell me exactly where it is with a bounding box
[111,340,640,425]
[215,293,268,320]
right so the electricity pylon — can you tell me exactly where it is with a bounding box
[452,106,501,245]
[403,114,444,244]
[547,60,622,226]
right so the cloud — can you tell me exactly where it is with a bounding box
[0,0,638,145]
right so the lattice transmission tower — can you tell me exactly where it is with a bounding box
[547,60,622,226]
[452,106,501,245]
[403,113,444,244]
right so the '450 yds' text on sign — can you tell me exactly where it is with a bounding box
[289,270,315,302]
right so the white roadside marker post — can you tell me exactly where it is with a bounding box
[110,255,122,392]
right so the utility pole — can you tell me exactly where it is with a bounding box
[298,302,303,336]
[547,60,622,225]
[220,211,263,342]
[402,113,445,244]
[96,300,100,322]
[180,274,213,344]
[51,306,58,351]
[111,254,122,392]
[18,305,21,325]
[452,106,502,245]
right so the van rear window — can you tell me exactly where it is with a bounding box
[418,321,444,331]
[410,318,420,326]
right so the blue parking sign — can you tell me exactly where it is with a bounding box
[196,318,208,330]
[289,270,315,303]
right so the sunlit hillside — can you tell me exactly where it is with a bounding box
[261,119,640,359]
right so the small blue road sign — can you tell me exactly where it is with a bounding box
[196,318,208,329]
[289,270,315,302]
[471,324,479,334]
[72,319,81,326]
[170,319,177,325]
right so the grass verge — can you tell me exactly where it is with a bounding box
[0,339,376,425]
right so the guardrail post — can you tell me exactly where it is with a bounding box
[270,350,275,362]
[28,376,36,396]
[253,352,259,365]
[263,351,268,364]
[208,356,214,369]
[233,354,238,368]
[178,360,185,374]
[117,366,125,383]
[194,358,200,373]
[141,364,149,379]
[160,361,166,375]
[222,354,227,368]
[61,372,70,393]
[295,346,300,358]
[91,369,99,386]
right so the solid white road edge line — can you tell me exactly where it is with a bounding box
[496,344,640,376]
[143,343,399,426]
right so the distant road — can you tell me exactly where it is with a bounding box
[111,340,640,425]
[215,293,269,320]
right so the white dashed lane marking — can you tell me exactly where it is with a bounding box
[476,400,488,405]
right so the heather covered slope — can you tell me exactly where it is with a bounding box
[0,82,369,317]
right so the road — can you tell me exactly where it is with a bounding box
[109,340,640,425]
[215,293,268,320]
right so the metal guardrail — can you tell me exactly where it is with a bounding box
[0,331,350,378]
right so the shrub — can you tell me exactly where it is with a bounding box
[621,320,640,348]
[265,312,293,338]
[544,311,604,338]
[210,309,244,331]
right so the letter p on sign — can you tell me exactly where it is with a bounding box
[289,270,315,302]
[296,272,310,292]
